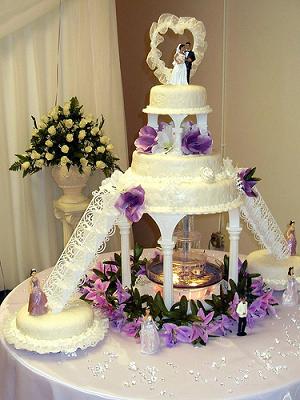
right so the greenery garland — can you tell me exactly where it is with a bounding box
[81,244,277,347]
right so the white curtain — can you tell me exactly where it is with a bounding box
[0,0,128,289]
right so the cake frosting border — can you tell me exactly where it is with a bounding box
[3,309,109,354]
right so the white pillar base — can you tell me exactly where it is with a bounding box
[149,213,185,309]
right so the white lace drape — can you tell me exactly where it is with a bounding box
[0,0,128,289]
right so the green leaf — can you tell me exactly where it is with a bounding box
[154,291,169,315]
[190,299,198,315]
[134,243,143,261]
[179,295,188,315]
[114,253,121,266]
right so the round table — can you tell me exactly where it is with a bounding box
[1,250,300,400]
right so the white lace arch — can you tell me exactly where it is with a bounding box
[146,14,207,85]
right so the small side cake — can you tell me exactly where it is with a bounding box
[16,300,94,340]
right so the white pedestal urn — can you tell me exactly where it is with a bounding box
[52,165,91,246]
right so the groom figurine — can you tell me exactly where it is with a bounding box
[185,42,196,84]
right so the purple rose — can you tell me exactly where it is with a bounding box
[181,127,212,155]
[134,126,157,153]
[114,185,145,223]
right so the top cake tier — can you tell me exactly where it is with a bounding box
[143,85,212,115]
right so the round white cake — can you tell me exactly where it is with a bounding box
[143,84,212,115]
[247,249,300,290]
[118,151,242,214]
[16,300,94,340]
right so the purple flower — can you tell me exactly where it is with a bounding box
[110,304,127,330]
[115,279,131,304]
[209,314,235,336]
[122,318,142,337]
[228,292,240,321]
[94,295,114,317]
[85,279,110,302]
[181,127,212,155]
[161,323,193,347]
[191,310,214,344]
[251,276,265,297]
[134,126,157,153]
[238,167,261,198]
[136,263,147,277]
[114,185,145,223]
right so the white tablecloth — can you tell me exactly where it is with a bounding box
[1,251,300,400]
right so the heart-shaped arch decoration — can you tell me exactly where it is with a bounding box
[146,14,207,85]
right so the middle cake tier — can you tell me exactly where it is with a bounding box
[119,151,242,214]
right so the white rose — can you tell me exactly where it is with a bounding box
[52,113,58,120]
[48,126,56,135]
[45,152,54,161]
[41,114,48,123]
[86,114,94,122]
[96,160,106,169]
[91,127,99,136]
[21,161,30,170]
[31,150,41,160]
[106,144,114,151]
[45,139,53,147]
[100,135,109,145]
[84,145,92,153]
[66,133,73,142]
[78,130,86,140]
[64,119,73,129]
[96,146,105,154]
[80,158,88,167]
[60,156,70,165]
[63,102,70,116]
[61,145,69,154]
[39,122,47,129]
[35,159,44,168]
[32,128,39,137]
[79,119,87,128]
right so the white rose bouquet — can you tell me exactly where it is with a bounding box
[9,97,120,177]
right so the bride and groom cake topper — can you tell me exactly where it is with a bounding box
[169,42,196,85]
[146,14,207,85]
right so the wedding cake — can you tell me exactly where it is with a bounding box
[3,14,291,355]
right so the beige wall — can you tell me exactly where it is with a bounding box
[116,0,300,255]
[225,0,300,254]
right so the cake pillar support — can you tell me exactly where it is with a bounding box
[170,114,187,154]
[227,207,242,283]
[196,113,208,134]
[147,114,158,130]
[149,213,185,309]
[117,215,132,288]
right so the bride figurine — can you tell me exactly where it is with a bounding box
[169,44,188,85]
[285,220,297,256]
[28,269,48,316]
[282,267,298,306]
[140,307,160,354]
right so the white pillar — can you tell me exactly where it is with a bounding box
[170,114,187,154]
[149,213,185,309]
[227,208,242,283]
[117,215,132,288]
[196,113,208,134]
[147,114,158,129]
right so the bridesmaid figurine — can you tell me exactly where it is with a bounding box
[286,220,297,256]
[140,307,160,355]
[282,267,298,306]
[28,269,48,316]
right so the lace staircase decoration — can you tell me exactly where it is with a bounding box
[240,188,290,260]
[43,173,123,313]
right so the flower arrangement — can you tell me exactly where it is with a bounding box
[80,244,277,348]
[134,121,212,155]
[237,167,261,197]
[9,97,120,177]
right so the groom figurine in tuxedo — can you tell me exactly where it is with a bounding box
[185,42,196,84]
